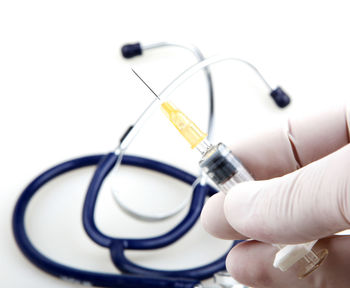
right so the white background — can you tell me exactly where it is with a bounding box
[1,0,350,287]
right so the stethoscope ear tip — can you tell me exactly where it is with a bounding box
[270,86,291,108]
[121,42,142,59]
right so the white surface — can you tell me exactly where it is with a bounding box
[1,0,350,287]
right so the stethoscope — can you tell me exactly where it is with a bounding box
[12,41,291,288]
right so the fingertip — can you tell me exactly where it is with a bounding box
[200,192,227,237]
[224,181,265,237]
[226,241,277,287]
[225,241,246,283]
[201,192,247,240]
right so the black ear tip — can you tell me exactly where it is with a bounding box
[270,87,291,108]
[121,43,142,59]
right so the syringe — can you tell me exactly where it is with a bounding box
[161,101,328,278]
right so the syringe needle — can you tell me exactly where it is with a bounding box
[131,68,160,100]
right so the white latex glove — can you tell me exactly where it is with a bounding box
[201,106,350,288]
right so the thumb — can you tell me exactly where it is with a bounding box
[224,144,350,244]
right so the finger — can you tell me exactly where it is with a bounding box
[230,106,349,180]
[201,192,247,240]
[224,144,350,244]
[226,236,350,288]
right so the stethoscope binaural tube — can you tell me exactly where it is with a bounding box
[117,49,290,152]
[112,41,216,222]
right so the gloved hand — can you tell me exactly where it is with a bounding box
[201,106,350,288]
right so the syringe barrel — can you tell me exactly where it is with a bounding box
[199,143,253,193]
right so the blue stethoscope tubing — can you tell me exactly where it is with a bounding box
[13,152,242,288]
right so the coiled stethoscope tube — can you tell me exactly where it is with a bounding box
[13,154,224,288]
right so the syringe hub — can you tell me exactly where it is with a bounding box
[161,102,207,149]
